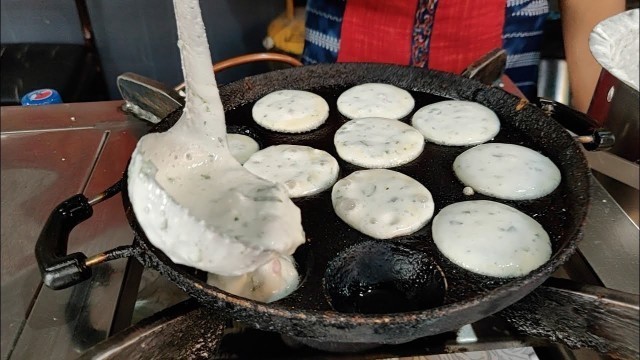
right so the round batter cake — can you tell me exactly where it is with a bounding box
[244,144,340,198]
[331,169,435,239]
[334,117,424,168]
[337,83,415,119]
[252,90,329,133]
[411,100,500,146]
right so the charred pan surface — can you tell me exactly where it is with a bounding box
[122,63,591,344]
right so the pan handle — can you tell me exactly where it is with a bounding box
[35,180,136,290]
[460,48,508,86]
[538,98,615,151]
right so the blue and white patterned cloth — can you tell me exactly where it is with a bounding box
[302,0,346,64]
[502,0,549,99]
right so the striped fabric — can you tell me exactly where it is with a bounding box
[302,0,346,64]
[302,0,549,100]
[502,0,549,99]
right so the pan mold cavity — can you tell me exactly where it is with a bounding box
[323,241,447,314]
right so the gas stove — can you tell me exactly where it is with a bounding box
[1,100,638,360]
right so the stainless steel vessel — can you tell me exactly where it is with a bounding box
[584,8,639,226]
[588,67,639,165]
[588,8,639,165]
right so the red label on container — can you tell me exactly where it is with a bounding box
[30,89,53,101]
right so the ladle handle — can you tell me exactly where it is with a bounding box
[35,180,135,290]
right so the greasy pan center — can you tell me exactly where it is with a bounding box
[122,63,590,344]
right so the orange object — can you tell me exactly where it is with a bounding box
[265,2,305,56]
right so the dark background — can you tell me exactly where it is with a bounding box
[1,0,287,99]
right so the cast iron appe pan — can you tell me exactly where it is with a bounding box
[116,63,591,344]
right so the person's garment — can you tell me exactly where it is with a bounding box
[302,0,548,99]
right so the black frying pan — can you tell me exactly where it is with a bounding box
[37,63,592,345]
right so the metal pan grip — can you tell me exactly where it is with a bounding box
[538,98,615,151]
[35,181,133,290]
